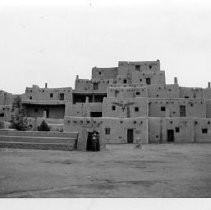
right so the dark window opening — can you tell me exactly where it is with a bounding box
[167,129,175,142]
[105,128,110,135]
[50,93,53,98]
[185,96,189,98]
[90,112,102,117]
[149,65,152,69]
[29,96,32,100]
[140,79,142,82]
[135,65,140,71]
[0,113,4,117]
[146,78,151,85]
[161,106,166,111]
[175,127,180,133]
[93,83,98,90]
[135,107,139,112]
[112,105,116,111]
[136,92,140,96]
[123,79,127,84]
[59,93,64,100]
[127,129,134,143]
[202,128,208,134]
[99,71,101,75]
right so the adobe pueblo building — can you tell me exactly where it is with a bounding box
[1,60,211,151]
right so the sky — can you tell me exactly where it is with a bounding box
[0,0,211,94]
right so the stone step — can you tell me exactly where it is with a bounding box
[0,141,75,151]
[0,135,76,144]
[0,130,78,138]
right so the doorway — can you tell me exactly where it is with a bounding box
[86,132,100,151]
[127,129,134,144]
[167,129,175,142]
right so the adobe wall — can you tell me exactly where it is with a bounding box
[179,87,204,98]
[64,116,105,151]
[206,100,211,118]
[24,104,65,119]
[118,60,161,75]
[194,118,211,143]
[23,85,72,101]
[204,88,211,99]
[148,98,206,118]
[131,71,166,85]
[101,117,148,144]
[75,78,110,92]
[148,117,211,143]
[102,97,148,118]
[147,84,180,98]
[65,102,102,117]
[149,117,194,143]
[92,67,118,80]
[107,86,148,98]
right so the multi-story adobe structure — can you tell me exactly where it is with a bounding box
[64,60,211,150]
[0,60,211,151]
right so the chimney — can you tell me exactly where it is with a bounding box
[174,77,178,85]
[208,82,211,88]
[45,83,48,88]
[76,75,79,80]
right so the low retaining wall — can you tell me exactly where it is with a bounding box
[0,130,78,151]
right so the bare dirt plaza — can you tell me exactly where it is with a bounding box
[0,143,210,198]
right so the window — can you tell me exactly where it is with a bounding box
[202,128,208,134]
[93,83,98,90]
[140,79,142,82]
[135,107,139,112]
[146,78,151,85]
[105,128,110,135]
[34,108,38,113]
[112,105,116,111]
[29,96,32,100]
[60,93,64,100]
[50,93,53,98]
[99,71,101,75]
[135,65,140,71]
[0,113,4,117]
[149,65,152,69]
[161,106,166,111]
[123,79,127,84]
[175,127,180,133]
[136,92,140,96]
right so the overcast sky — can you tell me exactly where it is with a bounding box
[0,0,211,94]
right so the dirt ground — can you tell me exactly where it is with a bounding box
[0,143,210,198]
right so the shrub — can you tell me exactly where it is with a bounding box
[10,96,28,131]
[38,120,50,131]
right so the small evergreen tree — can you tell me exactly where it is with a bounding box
[10,96,28,131]
[38,120,50,131]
